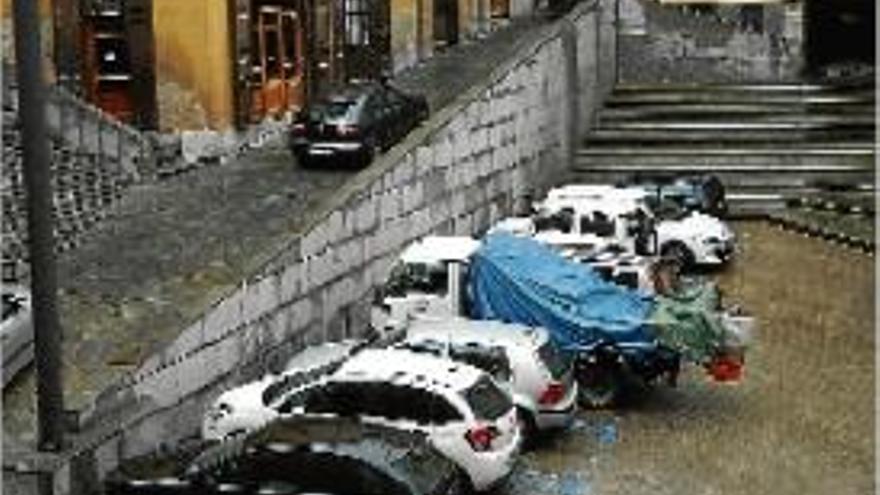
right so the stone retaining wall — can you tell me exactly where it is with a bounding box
[616,0,804,84]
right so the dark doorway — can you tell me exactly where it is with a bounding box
[80,0,157,128]
[804,0,875,76]
[490,0,509,19]
[249,2,307,120]
[434,0,459,48]
[341,0,391,81]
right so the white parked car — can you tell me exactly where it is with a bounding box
[535,184,736,268]
[272,348,522,492]
[201,339,364,440]
[397,318,578,438]
[2,285,33,389]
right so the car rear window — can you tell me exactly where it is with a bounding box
[537,340,571,379]
[462,376,511,421]
[313,100,356,120]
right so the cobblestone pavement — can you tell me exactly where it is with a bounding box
[392,17,547,111]
[2,16,554,450]
[505,222,874,495]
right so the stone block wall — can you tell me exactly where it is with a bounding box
[1,86,155,280]
[17,2,614,493]
[616,0,805,84]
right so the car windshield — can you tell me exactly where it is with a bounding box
[537,340,572,379]
[534,209,574,233]
[262,372,316,406]
[383,261,448,297]
[462,375,511,421]
[209,450,412,495]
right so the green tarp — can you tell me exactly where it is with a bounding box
[648,282,729,363]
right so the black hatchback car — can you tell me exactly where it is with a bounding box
[289,80,429,168]
[105,416,464,495]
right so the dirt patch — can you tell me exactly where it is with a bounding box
[518,221,874,495]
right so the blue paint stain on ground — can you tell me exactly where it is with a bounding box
[508,469,592,495]
[571,416,620,445]
[560,472,591,495]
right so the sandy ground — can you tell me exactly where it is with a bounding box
[511,221,875,495]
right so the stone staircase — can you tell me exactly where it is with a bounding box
[571,82,876,217]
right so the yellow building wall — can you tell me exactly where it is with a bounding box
[458,0,474,39]
[1,0,56,82]
[390,0,419,72]
[418,0,434,60]
[152,0,235,132]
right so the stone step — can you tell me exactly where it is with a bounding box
[598,119,875,131]
[584,128,876,143]
[567,164,874,190]
[599,104,875,122]
[576,147,875,168]
[613,83,873,94]
[606,92,875,106]
[727,187,877,219]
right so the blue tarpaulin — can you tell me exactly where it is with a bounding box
[468,234,656,349]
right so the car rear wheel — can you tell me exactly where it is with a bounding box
[362,139,380,167]
[516,408,537,451]
[296,153,312,169]
[576,361,622,409]
[660,241,695,271]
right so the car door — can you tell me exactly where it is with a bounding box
[419,390,467,459]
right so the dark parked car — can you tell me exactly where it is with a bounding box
[623,174,728,218]
[289,80,429,168]
[105,416,464,495]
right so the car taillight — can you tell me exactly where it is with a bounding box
[337,124,360,137]
[291,123,307,136]
[465,425,499,452]
[539,382,565,405]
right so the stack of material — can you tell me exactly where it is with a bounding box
[470,234,732,364]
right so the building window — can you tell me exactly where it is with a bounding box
[345,0,370,46]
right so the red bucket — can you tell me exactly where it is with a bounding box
[707,355,744,383]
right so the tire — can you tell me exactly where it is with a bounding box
[294,151,311,169]
[443,470,468,495]
[362,139,380,168]
[660,241,695,271]
[456,468,476,495]
[576,362,621,409]
[516,407,537,451]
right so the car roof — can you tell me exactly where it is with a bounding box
[323,81,380,103]
[333,348,483,390]
[405,317,547,349]
[189,417,447,493]
[539,192,646,217]
[399,236,481,264]
[282,339,364,374]
[107,416,444,494]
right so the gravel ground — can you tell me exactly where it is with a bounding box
[509,221,875,495]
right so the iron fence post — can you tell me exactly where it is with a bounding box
[12,0,66,479]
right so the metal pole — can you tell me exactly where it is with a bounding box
[12,0,66,455]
